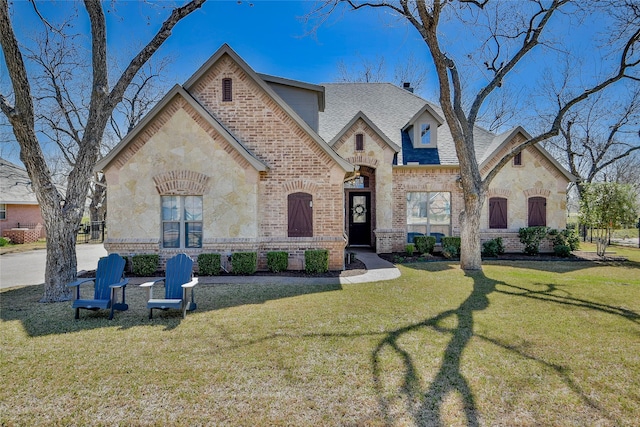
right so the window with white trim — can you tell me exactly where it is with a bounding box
[420,123,431,145]
[406,192,451,239]
[0,204,6,220]
[161,195,203,248]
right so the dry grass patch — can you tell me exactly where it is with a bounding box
[1,246,639,426]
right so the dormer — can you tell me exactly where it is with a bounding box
[403,103,444,149]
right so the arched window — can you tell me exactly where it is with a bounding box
[528,197,547,227]
[288,192,313,237]
[489,197,508,229]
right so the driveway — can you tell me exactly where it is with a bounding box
[0,244,107,289]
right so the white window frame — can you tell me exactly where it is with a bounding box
[161,195,203,249]
[0,203,6,220]
[406,192,451,238]
[412,114,438,148]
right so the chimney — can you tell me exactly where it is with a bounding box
[403,82,414,93]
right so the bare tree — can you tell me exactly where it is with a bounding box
[0,0,206,302]
[310,0,640,271]
[544,87,640,197]
[336,52,432,95]
[87,58,175,230]
[336,55,387,82]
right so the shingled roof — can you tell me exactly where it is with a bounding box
[0,158,38,205]
[319,83,508,166]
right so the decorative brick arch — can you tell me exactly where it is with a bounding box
[282,179,319,196]
[346,155,379,169]
[488,188,512,198]
[153,170,210,195]
[523,188,551,198]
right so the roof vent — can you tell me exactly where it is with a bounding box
[403,82,414,93]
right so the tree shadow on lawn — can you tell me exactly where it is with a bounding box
[0,280,342,337]
[371,270,638,426]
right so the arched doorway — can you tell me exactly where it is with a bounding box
[344,166,376,247]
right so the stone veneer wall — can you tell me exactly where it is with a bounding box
[104,53,348,271]
[482,137,569,231]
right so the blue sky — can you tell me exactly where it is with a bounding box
[1,1,635,166]
[111,1,430,85]
[0,1,436,165]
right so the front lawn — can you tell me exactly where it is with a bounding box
[1,246,638,426]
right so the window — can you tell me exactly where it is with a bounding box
[406,192,451,238]
[288,192,313,237]
[344,175,369,189]
[489,197,508,229]
[222,78,232,102]
[420,123,431,145]
[528,197,547,227]
[161,196,202,248]
[355,133,364,151]
[0,204,5,220]
[513,152,522,166]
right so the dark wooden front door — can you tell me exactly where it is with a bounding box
[349,192,371,246]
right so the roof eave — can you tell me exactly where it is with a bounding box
[95,84,269,173]
[478,126,575,182]
[402,103,445,131]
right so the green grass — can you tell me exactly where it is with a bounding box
[2,247,639,426]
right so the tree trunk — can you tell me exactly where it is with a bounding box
[1,0,206,302]
[41,209,80,302]
[459,188,485,271]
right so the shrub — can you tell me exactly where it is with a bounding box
[405,244,415,256]
[231,252,257,275]
[442,245,459,259]
[267,251,288,273]
[554,244,571,258]
[132,254,159,276]
[482,237,505,257]
[518,226,549,255]
[305,249,329,274]
[441,237,461,254]
[414,236,436,254]
[0,237,10,246]
[552,227,580,252]
[197,253,221,276]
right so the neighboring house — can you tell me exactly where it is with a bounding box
[0,158,46,242]
[96,44,573,271]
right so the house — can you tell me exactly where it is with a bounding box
[0,158,46,243]
[96,44,573,271]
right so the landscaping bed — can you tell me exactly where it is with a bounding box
[379,250,628,264]
[80,257,368,278]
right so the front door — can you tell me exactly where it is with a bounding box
[349,192,371,246]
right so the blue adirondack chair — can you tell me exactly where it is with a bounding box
[66,253,129,320]
[140,253,198,319]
